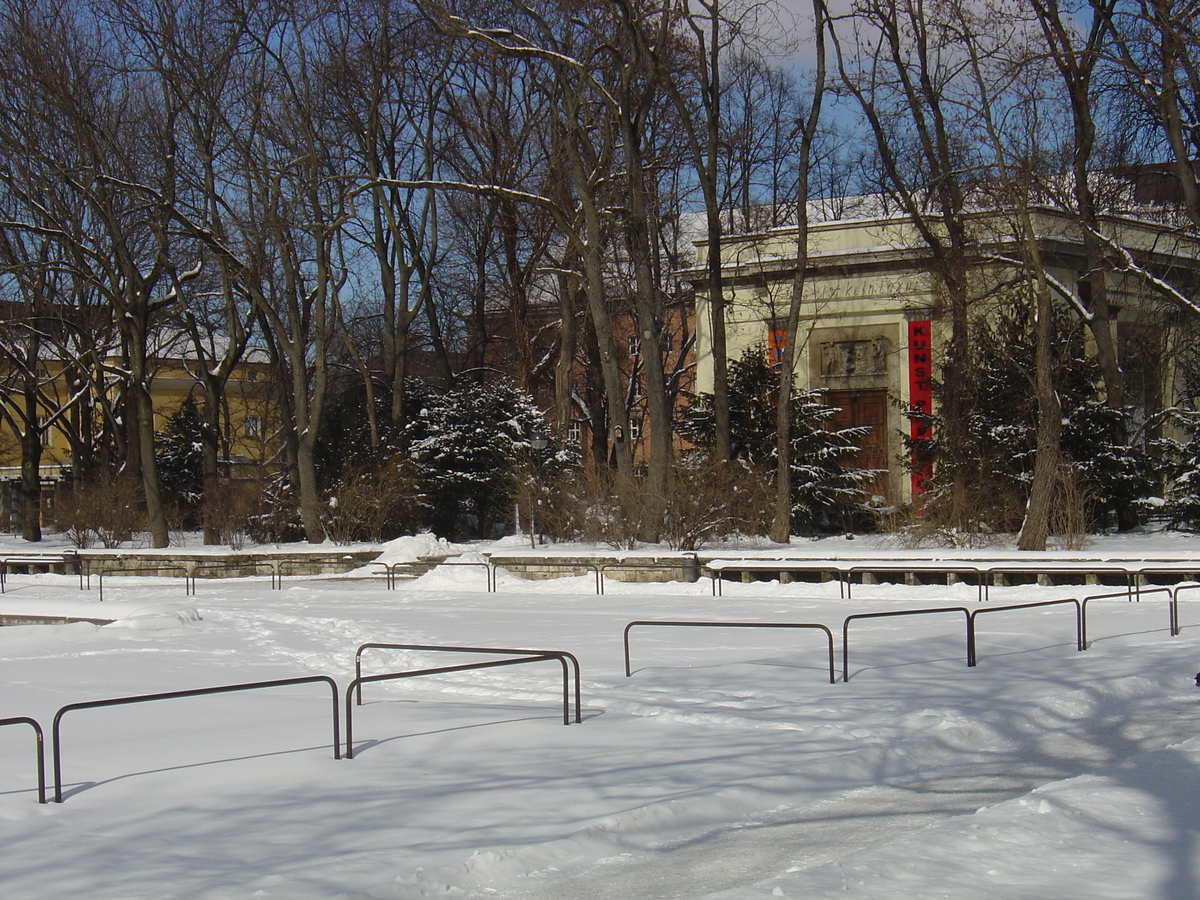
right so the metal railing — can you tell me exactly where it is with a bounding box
[703,560,1200,601]
[51,675,341,802]
[375,562,417,589]
[374,556,496,592]
[92,564,194,601]
[843,564,985,600]
[482,560,700,596]
[1081,587,1177,645]
[0,716,46,803]
[983,564,1136,600]
[1128,566,1200,598]
[842,607,973,682]
[185,561,262,586]
[0,554,82,594]
[622,620,836,684]
[418,561,496,592]
[346,643,581,758]
[1173,583,1200,636]
[499,560,595,591]
[969,598,1083,666]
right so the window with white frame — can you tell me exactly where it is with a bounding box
[243,415,262,439]
[567,420,583,445]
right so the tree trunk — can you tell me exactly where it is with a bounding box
[123,319,169,548]
[132,378,170,548]
[20,385,42,543]
[1017,281,1063,550]
[200,384,222,545]
[772,0,827,544]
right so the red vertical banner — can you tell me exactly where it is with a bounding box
[907,321,933,499]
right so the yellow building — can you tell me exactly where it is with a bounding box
[0,329,277,529]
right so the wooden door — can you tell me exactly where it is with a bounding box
[825,390,890,500]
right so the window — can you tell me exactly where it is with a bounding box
[37,416,51,448]
[629,419,642,442]
[243,415,262,439]
[627,334,641,357]
[567,421,583,445]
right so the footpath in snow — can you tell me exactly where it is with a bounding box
[0,530,1198,899]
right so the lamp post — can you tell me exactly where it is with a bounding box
[528,430,549,549]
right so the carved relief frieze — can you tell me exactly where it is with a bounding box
[820,337,888,377]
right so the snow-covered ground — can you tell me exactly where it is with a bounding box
[1,530,1199,899]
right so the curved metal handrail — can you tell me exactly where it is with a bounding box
[51,675,341,802]
[0,716,45,803]
[969,598,1083,664]
[842,607,973,682]
[1080,587,1175,645]
[347,643,582,758]
[622,620,836,684]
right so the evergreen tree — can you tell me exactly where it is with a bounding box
[1160,411,1200,531]
[681,347,875,534]
[155,397,206,527]
[316,378,439,486]
[1160,364,1200,531]
[409,378,560,538]
[910,302,1153,535]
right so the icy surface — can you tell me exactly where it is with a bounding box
[0,531,1198,898]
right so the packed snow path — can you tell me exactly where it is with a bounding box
[1,549,1199,899]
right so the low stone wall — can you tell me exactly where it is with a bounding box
[0,615,113,626]
[488,554,701,584]
[72,548,382,579]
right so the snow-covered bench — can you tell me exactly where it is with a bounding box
[705,557,1200,601]
[0,552,80,592]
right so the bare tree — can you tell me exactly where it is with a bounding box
[109,0,258,544]
[420,0,691,534]
[0,230,87,540]
[172,0,353,542]
[1107,0,1200,227]
[325,3,452,433]
[442,46,559,396]
[951,0,1067,549]
[665,0,736,462]
[721,51,804,230]
[1031,0,1126,411]
[831,0,987,527]
[771,0,828,543]
[0,0,200,547]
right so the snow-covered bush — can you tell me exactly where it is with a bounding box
[531,466,639,549]
[245,473,304,544]
[409,378,561,539]
[658,455,773,550]
[323,455,424,544]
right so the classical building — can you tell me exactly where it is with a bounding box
[688,200,1200,506]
